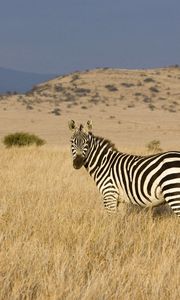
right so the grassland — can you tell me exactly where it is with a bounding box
[0,146,179,300]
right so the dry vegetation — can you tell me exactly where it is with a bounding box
[0,146,179,300]
[0,67,180,150]
[1,67,180,113]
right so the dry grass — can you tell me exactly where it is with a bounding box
[0,146,179,300]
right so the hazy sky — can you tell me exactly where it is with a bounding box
[0,0,180,74]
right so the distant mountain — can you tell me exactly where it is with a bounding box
[0,67,57,93]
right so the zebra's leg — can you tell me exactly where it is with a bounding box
[102,190,119,212]
[152,203,172,217]
[163,191,180,217]
[165,199,180,217]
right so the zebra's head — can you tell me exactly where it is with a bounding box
[69,120,92,169]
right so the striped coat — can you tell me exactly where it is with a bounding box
[69,120,180,217]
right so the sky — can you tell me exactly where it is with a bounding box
[0,0,180,74]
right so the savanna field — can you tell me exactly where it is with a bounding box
[0,146,179,300]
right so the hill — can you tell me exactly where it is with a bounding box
[0,67,56,93]
[0,67,180,150]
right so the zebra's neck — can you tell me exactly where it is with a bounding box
[84,133,119,177]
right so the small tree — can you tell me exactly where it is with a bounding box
[3,132,46,148]
[146,140,162,153]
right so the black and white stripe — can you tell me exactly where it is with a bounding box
[69,120,180,217]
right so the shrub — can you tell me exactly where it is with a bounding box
[121,82,135,88]
[149,86,159,93]
[74,88,91,95]
[146,140,162,153]
[51,108,61,116]
[3,132,46,148]
[144,77,155,83]
[54,84,64,93]
[134,92,142,97]
[105,84,118,92]
[148,104,156,111]
[71,74,80,81]
[143,96,151,103]
[26,104,34,110]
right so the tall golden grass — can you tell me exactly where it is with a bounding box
[0,146,179,300]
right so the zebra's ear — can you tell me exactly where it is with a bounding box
[68,120,76,131]
[86,120,93,132]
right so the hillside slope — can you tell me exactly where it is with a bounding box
[0,67,180,150]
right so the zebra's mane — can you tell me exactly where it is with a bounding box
[91,133,118,152]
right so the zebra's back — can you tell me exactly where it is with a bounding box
[112,151,180,213]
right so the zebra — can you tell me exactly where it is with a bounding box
[68,120,180,217]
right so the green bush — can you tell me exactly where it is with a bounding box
[105,84,118,92]
[3,132,46,148]
[146,140,162,153]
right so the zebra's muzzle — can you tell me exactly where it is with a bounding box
[73,155,84,169]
